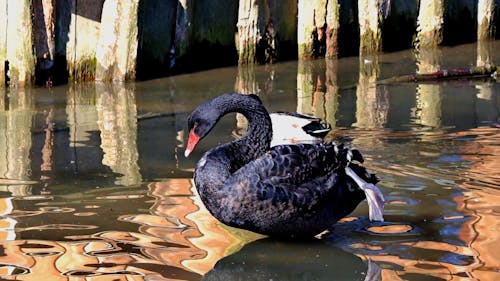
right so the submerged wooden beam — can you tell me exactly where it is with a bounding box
[378,65,498,84]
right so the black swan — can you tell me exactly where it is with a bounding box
[185,93,384,238]
[269,112,331,147]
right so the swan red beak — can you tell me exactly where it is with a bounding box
[185,128,200,157]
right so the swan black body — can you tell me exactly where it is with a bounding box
[185,93,381,238]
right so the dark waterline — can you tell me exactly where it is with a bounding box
[0,42,499,280]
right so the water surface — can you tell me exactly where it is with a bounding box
[0,41,499,280]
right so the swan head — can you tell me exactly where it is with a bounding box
[185,102,220,157]
[185,93,265,157]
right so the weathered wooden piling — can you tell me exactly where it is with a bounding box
[477,0,495,41]
[0,1,5,87]
[237,0,265,64]
[237,0,279,64]
[0,0,36,87]
[136,0,177,78]
[188,0,238,68]
[358,0,382,56]
[325,0,340,59]
[66,0,103,81]
[415,0,444,49]
[96,0,139,81]
[175,0,192,60]
[33,0,56,72]
[297,0,326,59]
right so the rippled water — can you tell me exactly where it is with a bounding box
[0,42,499,280]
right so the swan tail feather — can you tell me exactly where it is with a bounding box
[344,166,385,222]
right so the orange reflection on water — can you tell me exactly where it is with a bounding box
[144,179,262,275]
[0,179,261,280]
[454,127,500,280]
[351,126,500,280]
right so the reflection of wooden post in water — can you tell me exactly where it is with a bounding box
[235,65,258,95]
[414,48,442,128]
[40,108,54,187]
[96,84,141,186]
[324,59,339,128]
[354,55,388,129]
[0,89,33,196]
[297,60,314,115]
[66,84,98,148]
[475,40,496,121]
[297,59,335,124]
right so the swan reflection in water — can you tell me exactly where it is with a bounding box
[204,238,380,281]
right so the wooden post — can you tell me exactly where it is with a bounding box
[358,0,382,56]
[33,0,56,71]
[0,0,6,87]
[415,0,444,49]
[0,0,36,87]
[66,0,104,82]
[236,0,271,64]
[297,0,326,59]
[175,0,193,60]
[136,0,177,77]
[477,0,495,41]
[96,0,139,81]
[325,0,340,59]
